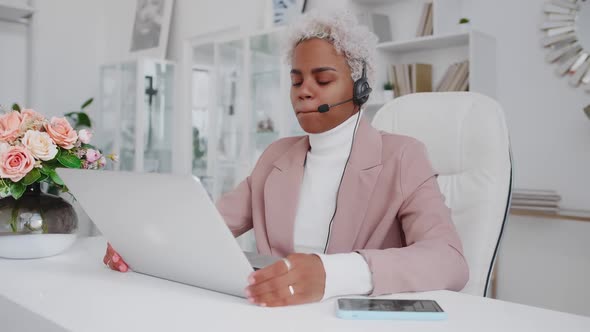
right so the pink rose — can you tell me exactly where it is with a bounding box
[21,109,45,131]
[44,117,78,149]
[0,145,35,182]
[85,149,101,163]
[78,129,93,144]
[0,111,23,143]
[98,156,106,168]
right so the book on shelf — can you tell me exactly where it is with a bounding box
[511,188,562,212]
[511,200,560,208]
[416,2,433,37]
[411,63,433,93]
[513,188,559,195]
[512,188,562,202]
[511,206,560,213]
[436,60,470,92]
[390,63,433,97]
[511,195,561,202]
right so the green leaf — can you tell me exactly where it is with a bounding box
[10,182,26,200]
[40,157,60,172]
[11,103,21,112]
[76,112,92,128]
[48,169,64,186]
[81,98,93,109]
[39,165,51,175]
[37,173,48,183]
[81,143,96,150]
[23,168,42,186]
[57,153,82,169]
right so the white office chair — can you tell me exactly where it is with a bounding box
[371,92,512,297]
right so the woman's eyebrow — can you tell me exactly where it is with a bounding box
[290,67,337,75]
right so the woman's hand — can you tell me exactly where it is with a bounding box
[103,243,129,272]
[244,253,326,307]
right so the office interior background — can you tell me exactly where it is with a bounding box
[0,0,589,318]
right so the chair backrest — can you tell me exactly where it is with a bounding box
[371,92,512,296]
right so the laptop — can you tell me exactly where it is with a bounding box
[57,168,280,298]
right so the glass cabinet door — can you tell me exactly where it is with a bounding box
[142,61,174,173]
[117,62,138,172]
[98,59,175,174]
[97,64,119,171]
[191,43,214,196]
[249,32,283,164]
[213,39,248,200]
[249,30,304,165]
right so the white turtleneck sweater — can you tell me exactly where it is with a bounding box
[293,113,374,300]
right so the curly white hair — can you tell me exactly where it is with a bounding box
[284,10,378,88]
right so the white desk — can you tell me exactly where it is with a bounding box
[0,237,588,332]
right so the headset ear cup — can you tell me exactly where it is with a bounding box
[353,60,372,107]
[353,79,371,106]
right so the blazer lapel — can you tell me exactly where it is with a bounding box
[326,118,383,254]
[264,136,309,256]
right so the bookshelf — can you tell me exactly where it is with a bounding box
[351,0,496,120]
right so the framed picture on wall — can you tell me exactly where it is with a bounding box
[130,0,175,59]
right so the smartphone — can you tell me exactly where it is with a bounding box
[336,298,447,320]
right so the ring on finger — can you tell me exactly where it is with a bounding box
[282,258,292,272]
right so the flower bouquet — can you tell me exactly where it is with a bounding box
[0,103,115,259]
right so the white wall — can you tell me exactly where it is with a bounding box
[497,215,590,317]
[459,0,590,317]
[29,0,104,119]
[26,0,107,235]
[0,20,27,108]
[462,0,590,210]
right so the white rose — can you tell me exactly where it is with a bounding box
[22,130,58,161]
[78,129,93,144]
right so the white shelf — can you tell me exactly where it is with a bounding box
[377,33,469,53]
[0,2,34,23]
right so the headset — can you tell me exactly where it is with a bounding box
[317,60,372,253]
[317,61,372,113]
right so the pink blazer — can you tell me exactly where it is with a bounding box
[216,117,469,296]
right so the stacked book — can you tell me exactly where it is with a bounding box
[416,2,433,37]
[388,63,433,97]
[511,189,561,213]
[435,60,470,92]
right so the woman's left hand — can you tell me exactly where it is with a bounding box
[245,253,326,307]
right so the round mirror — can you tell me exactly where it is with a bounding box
[541,0,590,93]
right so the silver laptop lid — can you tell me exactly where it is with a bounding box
[57,168,254,297]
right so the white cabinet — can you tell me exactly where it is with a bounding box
[190,28,298,200]
[97,58,175,174]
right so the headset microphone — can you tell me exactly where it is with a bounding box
[317,98,354,113]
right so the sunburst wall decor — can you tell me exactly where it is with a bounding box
[541,0,590,93]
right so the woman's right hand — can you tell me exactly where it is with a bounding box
[103,243,129,272]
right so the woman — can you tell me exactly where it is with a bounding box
[104,10,469,307]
